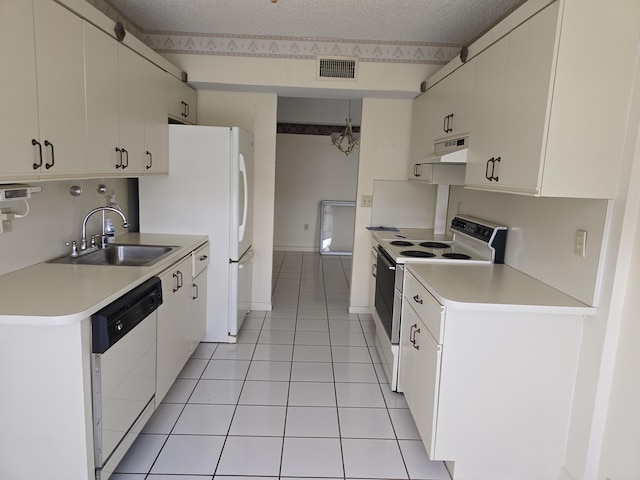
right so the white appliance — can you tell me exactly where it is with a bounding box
[139,125,254,342]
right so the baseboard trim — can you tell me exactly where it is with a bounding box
[349,306,371,314]
[251,302,272,312]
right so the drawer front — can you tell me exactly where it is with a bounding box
[192,243,210,278]
[403,271,444,343]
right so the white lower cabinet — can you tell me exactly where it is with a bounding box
[156,242,209,403]
[156,255,193,403]
[190,243,210,353]
[399,297,442,458]
[399,269,584,480]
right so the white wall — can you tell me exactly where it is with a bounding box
[447,187,607,306]
[196,90,278,312]
[165,54,438,99]
[349,97,414,312]
[580,51,640,480]
[597,157,640,479]
[0,178,130,277]
[274,134,358,251]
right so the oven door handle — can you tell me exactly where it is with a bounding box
[377,245,396,270]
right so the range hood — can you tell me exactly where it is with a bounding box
[421,135,469,164]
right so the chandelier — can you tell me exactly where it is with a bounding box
[331,101,359,156]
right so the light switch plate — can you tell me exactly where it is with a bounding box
[361,195,373,207]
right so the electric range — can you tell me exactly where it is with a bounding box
[379,215,507,265]
[372,215,507,391]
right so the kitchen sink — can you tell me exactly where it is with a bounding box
[48,244,179,267]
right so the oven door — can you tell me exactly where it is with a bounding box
[375,246,396,343]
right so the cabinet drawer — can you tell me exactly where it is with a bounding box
[403,271,444,343]
[192,243,210,278]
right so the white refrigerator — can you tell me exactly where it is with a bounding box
[139,125,254,342]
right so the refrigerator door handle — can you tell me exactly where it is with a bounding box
[238,153,249,243]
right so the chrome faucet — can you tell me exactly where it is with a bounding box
[81,206,129,250]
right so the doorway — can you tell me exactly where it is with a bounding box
[273,97,362,255]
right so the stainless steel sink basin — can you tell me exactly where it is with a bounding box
[48,244,179,267]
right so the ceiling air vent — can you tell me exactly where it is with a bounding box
[317,56,358,81]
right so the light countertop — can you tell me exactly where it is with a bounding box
[407,263,596,315]
[0,233,208,326]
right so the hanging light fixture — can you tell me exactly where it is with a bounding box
[331,101,359,156]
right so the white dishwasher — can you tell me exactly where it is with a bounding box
[91,277,162,480]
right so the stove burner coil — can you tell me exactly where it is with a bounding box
[419,242,451,249]
[390,241,414,247]
[400,250,437,258]
[442,253,472,260]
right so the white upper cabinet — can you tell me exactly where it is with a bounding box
[85,26,168,175]
[117,46,146,174]
[0,0,87,181]
[409,61,475,166]
[465,0,640,198]
[0,0,40,181]
[143,61,169,173]
[32,0,88,178]
[2,0,176,182]
[465,3,558,194]
[167,74,197,125]
[85,23,120,175]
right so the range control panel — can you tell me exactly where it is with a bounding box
[451,215,507,243]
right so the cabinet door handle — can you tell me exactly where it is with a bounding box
[181,101,188,117]
[172,272,179,292]
[145,150,153,170]
[485,157,494,180]
[185,102,190,118]
[443,113,453,133]
[177,270,184,289]
[412,327,421,350]
[121,148,129,169]
[44,140,55,169]
[413,294,423,305]
[115,147,123,169]
[371,263,377,278]
[486,157,501,182]
[409,324,417,344]
[32,139,43,169]
[414,163,420,177]
[492,156,500,182]
[192,283,198,300]
[199,254,208,261]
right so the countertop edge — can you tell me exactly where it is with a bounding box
[0,233,208,326]
[406,263,596,316]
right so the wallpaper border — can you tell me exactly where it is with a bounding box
[143,32,461,65]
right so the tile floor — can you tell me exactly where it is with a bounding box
[111,251,450,480]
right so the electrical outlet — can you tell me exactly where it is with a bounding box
[575,229,587,257]
[0,209,13,234]
[361,195,373,207]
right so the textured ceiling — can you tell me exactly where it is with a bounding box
[106,0,526,45]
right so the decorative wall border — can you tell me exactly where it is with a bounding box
[142,32,462,65]
[277,123,361,136]
[89,0,462,65]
